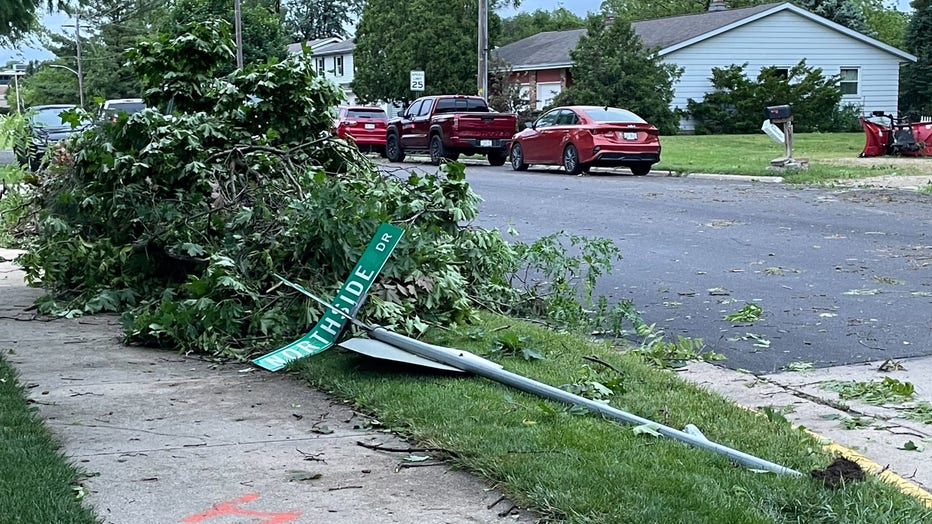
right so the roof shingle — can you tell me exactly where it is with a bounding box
[493,3,782,70]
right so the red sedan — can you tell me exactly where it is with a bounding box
[509,106,661,176]
[334,106,388,155]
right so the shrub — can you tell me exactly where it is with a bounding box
[686,60,851,134]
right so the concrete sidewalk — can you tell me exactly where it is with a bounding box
[0,249,534,524]
[3,246,932,521]
[683,360,932,501]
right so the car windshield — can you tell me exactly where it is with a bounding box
[345,108,386,119]
[106,102,146,114]
[582,107,646,124]
[30,107,74,127]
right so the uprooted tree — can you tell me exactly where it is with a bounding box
[10,19,629,358]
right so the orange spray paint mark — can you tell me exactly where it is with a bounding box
[182,493,300,524]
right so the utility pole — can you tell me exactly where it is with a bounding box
[477,0,488,101]
[234,0,244,68]
[62,16,86,107]
[75,15,85,107]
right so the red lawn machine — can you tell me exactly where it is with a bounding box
[859,111,932,157]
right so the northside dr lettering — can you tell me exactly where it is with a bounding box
[253,224,404,371]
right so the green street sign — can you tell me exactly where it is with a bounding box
[252,222,404,371]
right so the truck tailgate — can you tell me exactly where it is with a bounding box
[453,114,517,138]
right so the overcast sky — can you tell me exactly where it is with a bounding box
[2,0,917,67]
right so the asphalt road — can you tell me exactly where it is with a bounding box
[396,160,932,374]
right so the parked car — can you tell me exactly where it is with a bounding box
[98,98,146,122]
[333,106,388,155]
[509,106,661,176]
[385,95,517,166]
[15,104,83,170]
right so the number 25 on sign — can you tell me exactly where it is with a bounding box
[410,70,425,91]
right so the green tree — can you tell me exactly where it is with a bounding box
[14,66,80,106]
[282,0,362,41]
[13,0,151,107]
[1,1,68,44]
[80,0,153,98]
[351,0,516,105]
[498,7,586,46]
[598,0,764,21]
[551,15,682,134]
[900,1,932,114]
[127,18,234,112]
[154,0,288,69]
[794,0,874,34]
[856,0,908,47]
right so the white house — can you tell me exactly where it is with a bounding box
[287,38,408,115]
[492,2,917,131]
[286,37,342,55]
[301,39,358,105]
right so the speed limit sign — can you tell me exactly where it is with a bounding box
[410,70,425,91]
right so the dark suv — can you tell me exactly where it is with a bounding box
[15,104,84,170]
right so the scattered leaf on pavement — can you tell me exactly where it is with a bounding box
[288,470,322,482]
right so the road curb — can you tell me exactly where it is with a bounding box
[681,361,932,508]
[654,170,785,183]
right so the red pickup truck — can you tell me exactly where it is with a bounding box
[385,95,517,166]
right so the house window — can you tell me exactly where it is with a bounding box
[773,68,789,80]
[840,68,859,96]
[316,58,325,75]
[336,56,344,76]
[535,82,562,110]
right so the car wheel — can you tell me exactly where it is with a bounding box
[562,144,584,176]
[630,163,652,176]
[510,143,529,171]
[386,133,405,162]
[488,151,507,166]
[429,135,446,165]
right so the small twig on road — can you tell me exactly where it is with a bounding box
[327,485,363,491]
[487,495,506,509]
[296,449,326,462]
[356,440,452,454]
[394,462,446,472]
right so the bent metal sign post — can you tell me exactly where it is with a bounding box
[252,223,404,371]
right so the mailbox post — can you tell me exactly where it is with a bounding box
[765,105,807,169]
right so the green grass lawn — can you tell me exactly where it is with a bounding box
[655,132,932,183]
[0,353,99,524]
[295,313,932,524]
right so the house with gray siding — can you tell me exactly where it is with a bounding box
[301,39,359,105]
[493,2,916,131]
[287,38,405,115]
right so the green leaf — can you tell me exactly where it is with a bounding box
[521,347,544,361]
[180,243,205,257]
[287,470,322,482]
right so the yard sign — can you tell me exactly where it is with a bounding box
[252,222,404,371]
